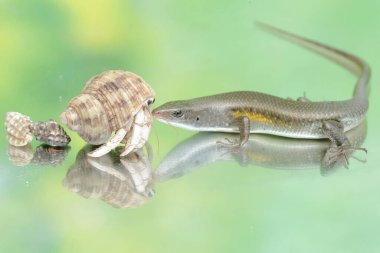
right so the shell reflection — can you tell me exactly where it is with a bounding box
[63,145,154,208]
[32,145,71,166]
[7,144,70,167]
[7,144,34,166]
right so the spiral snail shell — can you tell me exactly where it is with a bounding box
[60,70,155,157]
[30,120,71,147]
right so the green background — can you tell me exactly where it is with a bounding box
[0,0,379,252]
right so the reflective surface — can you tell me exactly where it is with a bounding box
[155,122,368,180]
[1,1,380,253]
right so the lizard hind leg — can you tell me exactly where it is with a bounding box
[297,93,311,102]
[88,128,127,157]
[321,120,367,169]
[286,92,311,102]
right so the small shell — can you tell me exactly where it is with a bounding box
[5,112,33,146]
[63,145,154,208]
[5,112,71,147]
[30,120,71,147]
[60,70,155,145]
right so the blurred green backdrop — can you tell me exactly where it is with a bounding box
[1,0,380,253]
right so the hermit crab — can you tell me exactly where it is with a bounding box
[60,70,155,157]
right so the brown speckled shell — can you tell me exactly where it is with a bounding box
[30,120,71,147]
[32,145,70,166]
[61,70,155,145]
[63,145,153,208]
[5,112,33,146]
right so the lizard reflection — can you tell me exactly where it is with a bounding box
[7,144,70,167]
[154,121,367,181]
[63,145,154,208]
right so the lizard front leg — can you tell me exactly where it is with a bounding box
[217,116,250,148]
[321,120,367,168]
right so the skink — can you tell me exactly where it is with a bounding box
[152,23,370,163]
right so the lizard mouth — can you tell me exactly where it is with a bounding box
[151,109,170,121]
[151,109,168,123]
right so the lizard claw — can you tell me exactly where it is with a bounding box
[216,138,240,147]
[217,137,234,144]
[216,137,243,154]
[322,145,367,169]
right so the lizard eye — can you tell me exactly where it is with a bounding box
[172,110,183,118]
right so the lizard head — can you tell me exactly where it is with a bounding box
[152,99,210,131]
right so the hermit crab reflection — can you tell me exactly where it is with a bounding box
[154,121,367,180]
[63,145,154,208]
[7,144,70,167]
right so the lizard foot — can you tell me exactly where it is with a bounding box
[322,145,367,169]
[216,137,243,154]
[217,137,239,147]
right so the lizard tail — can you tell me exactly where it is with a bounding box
[256,22,370,101]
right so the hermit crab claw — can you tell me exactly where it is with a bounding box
[120,107,152,157]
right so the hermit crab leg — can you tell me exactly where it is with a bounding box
[120,107,152,157]
[88,128,127,157]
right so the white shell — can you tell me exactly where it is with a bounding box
[5,112,33,146]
